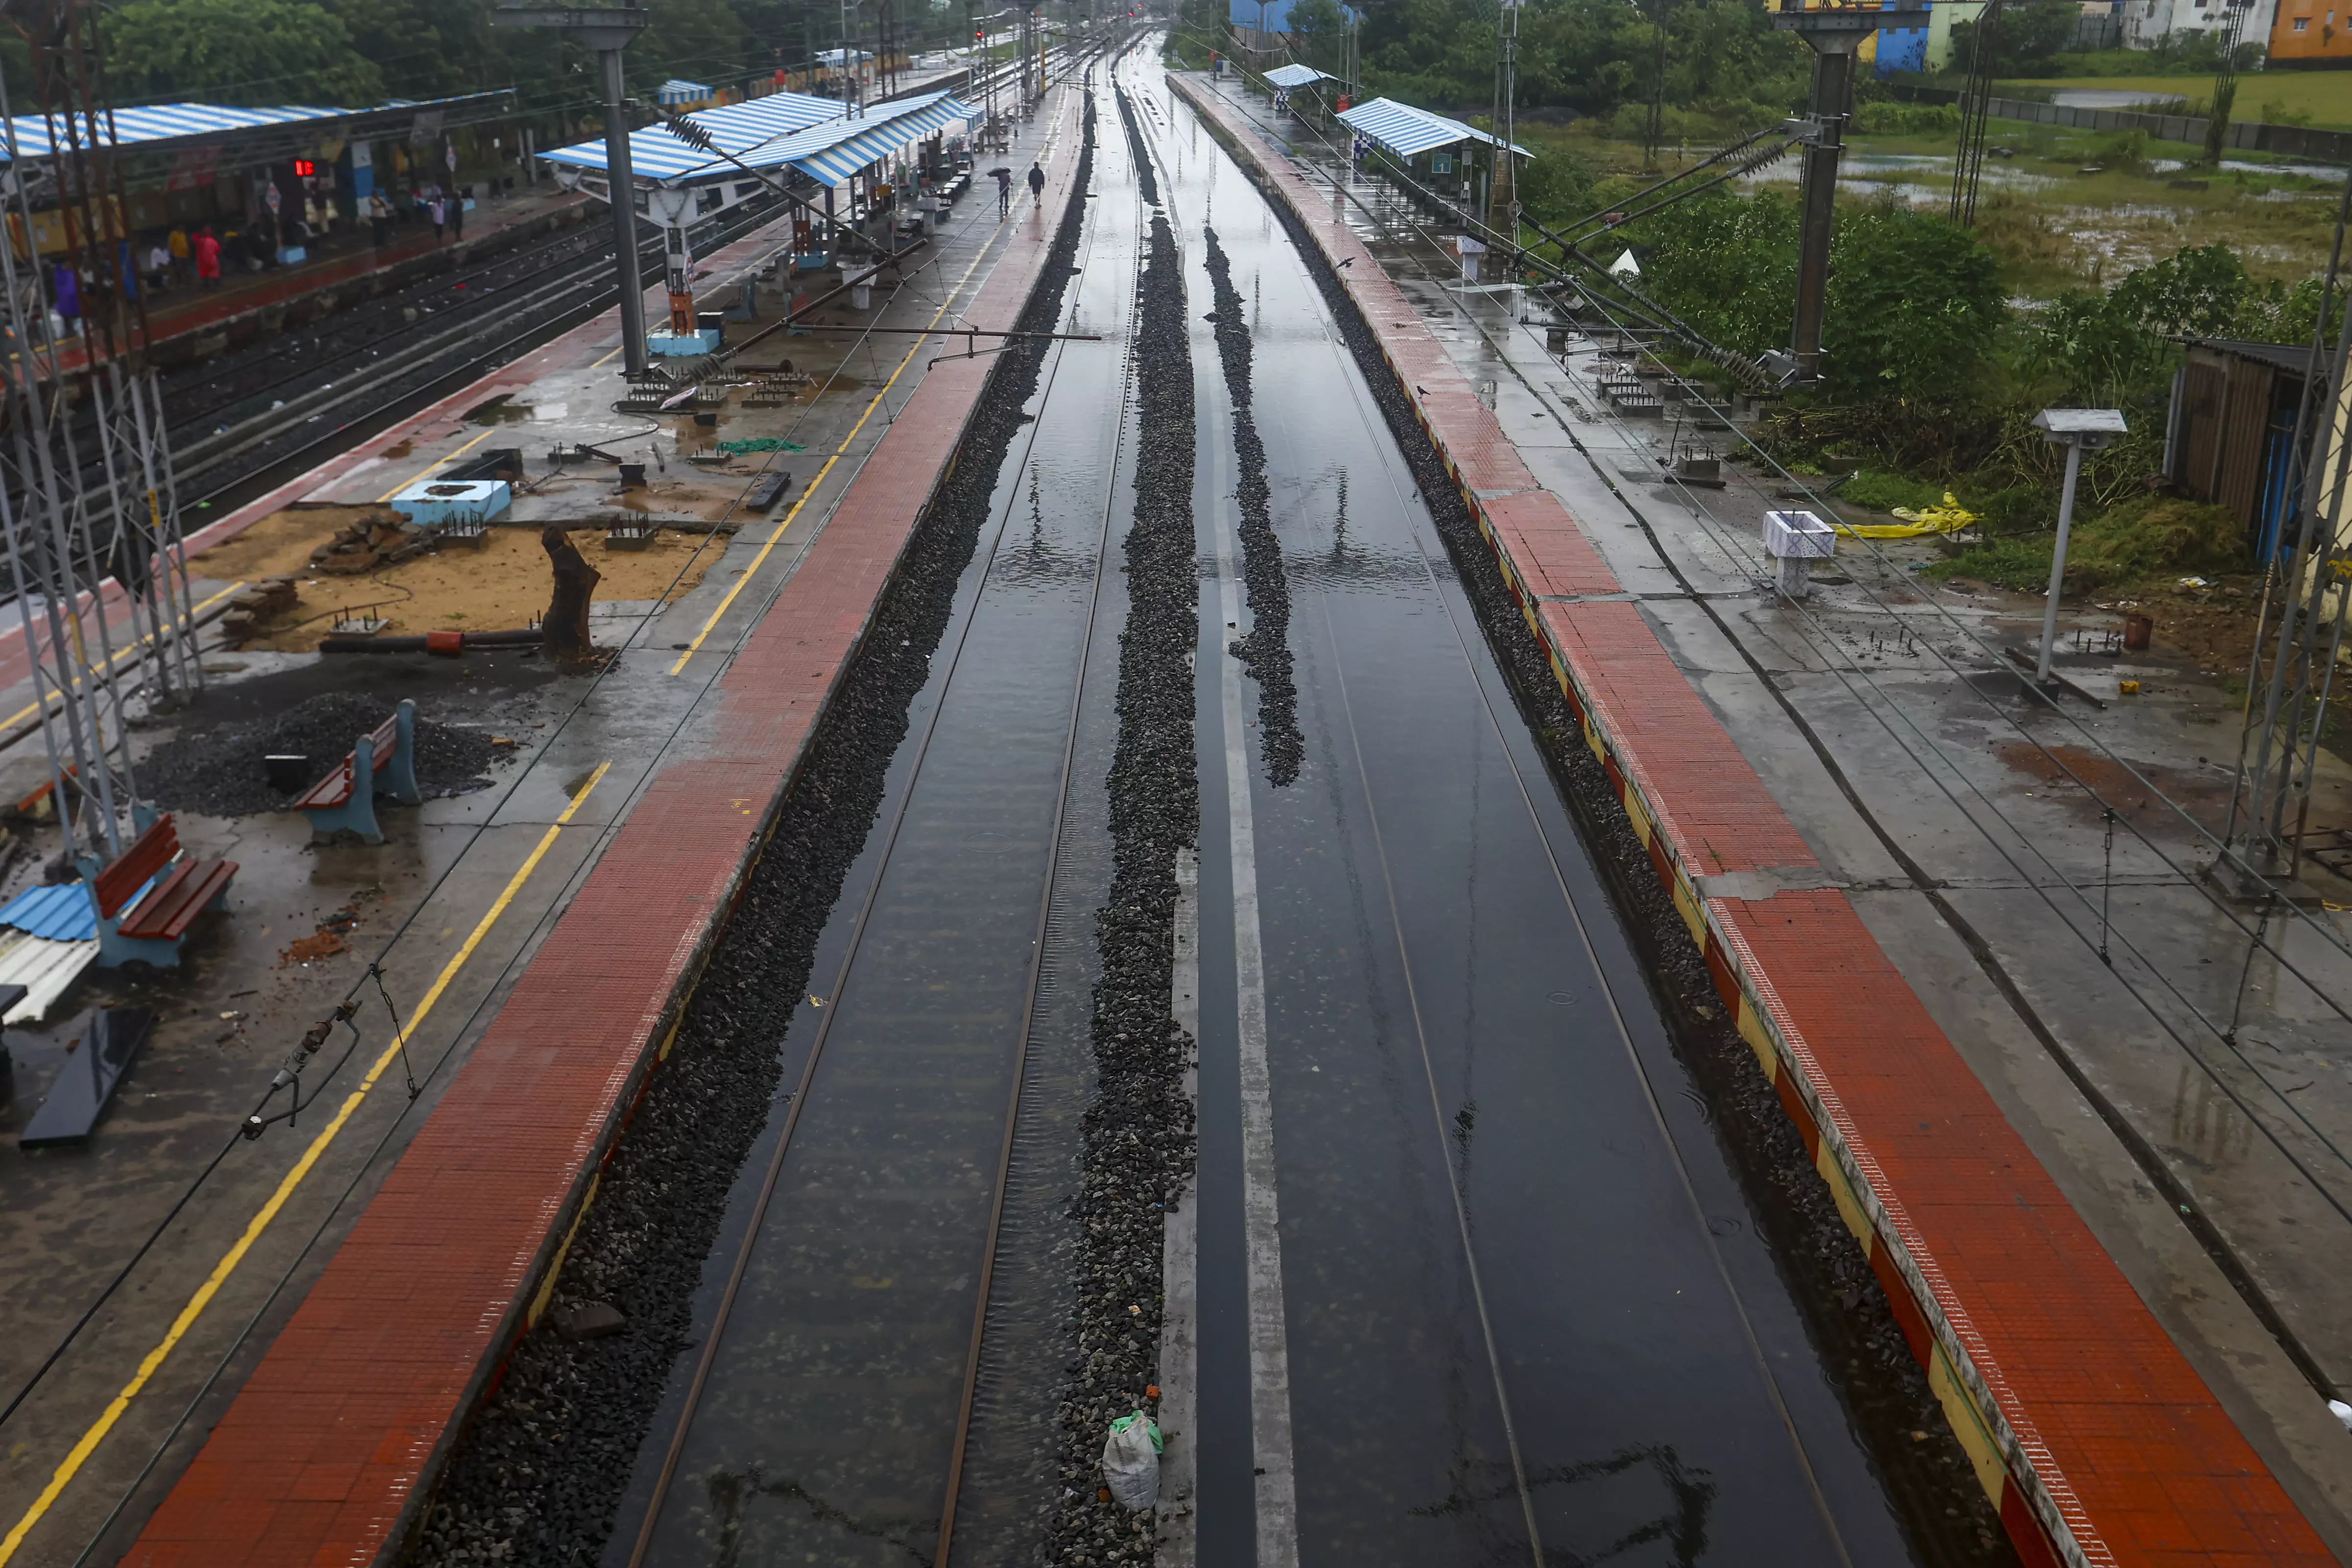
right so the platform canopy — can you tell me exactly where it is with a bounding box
[1263,63,1337,88]
[539,87,973,189]
[1336,97,1529,159]
[657,79,714,106]
[0,90,513,167]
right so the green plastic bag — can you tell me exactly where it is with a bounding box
[1102,1409,1163,1509]
[715,437,806,455]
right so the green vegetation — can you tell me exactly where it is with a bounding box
[14,0,982,124]
[1930,496,2247,592]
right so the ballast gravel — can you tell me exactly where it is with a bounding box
[1037,87,1201,1568]
[140,691,502,815]
[1201,225,1303,788]
[400,94,1100,1568]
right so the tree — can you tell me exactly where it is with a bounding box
[1285,0,1351,77]
[1823,205,2006,388]
[105,0,383,106]
[1948,0,2079,77]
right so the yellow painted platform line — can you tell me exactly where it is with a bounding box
[667,227,1016,678]
[0,761,613,1567]
[375,427,497,504]
[0,581,247,736]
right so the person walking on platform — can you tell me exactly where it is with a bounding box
[429,191,446,244]
[193,225,220,291]
[368,190,390,248]
[993,166,1011,217]
[1026,160,1044,204]
[167,223,190,285]
[448,186,465,243]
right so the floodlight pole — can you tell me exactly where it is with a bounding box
[2031,408,2126,687]
[494,7,652,377]
[1770,7,1926,384]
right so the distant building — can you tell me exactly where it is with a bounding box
[1926,0,1989,71]
[2267,0,2352,59]
[2121,0,2276,50]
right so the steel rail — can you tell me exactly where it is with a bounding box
[620,70,1111,1568]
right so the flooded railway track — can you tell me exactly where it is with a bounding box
[401,44,2021,1568]
[615,81,1134,1567]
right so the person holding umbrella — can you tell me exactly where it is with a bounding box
[991,165,1012,217]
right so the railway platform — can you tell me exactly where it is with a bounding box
[55,185,592,376]
[0,81,1092,1568]
[1174,69,2352,1567]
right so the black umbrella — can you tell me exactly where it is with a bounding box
[988,166,1012,177]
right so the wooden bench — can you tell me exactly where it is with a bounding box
[293,699,422,844]
[86,813,238,968]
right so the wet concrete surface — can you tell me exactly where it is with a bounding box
[1205,78,2352,1554]
[0,90,1108,1568]
[1143,77,1935,1565]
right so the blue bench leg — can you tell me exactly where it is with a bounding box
[307,737,382,844]
[382,700,423,806]
[96,919,185,968]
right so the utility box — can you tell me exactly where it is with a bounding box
[390,479,512,530]
[1763,508,1835,598]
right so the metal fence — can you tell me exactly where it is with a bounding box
[1887,81,2352,164]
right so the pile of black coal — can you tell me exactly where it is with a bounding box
[140,691,506,817]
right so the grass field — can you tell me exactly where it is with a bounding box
[1997,70,2352,128]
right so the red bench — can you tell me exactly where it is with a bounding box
[88,813,238,968]
[293,699,420,844]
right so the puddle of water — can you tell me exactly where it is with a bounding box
[2044,87,2191,110]
[464,393,540,426]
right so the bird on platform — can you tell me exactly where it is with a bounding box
[1338,257,1353,268]
[1415,385,1429,395]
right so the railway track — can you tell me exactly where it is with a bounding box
[609,74,1125,1568]
[0,41,1099,598]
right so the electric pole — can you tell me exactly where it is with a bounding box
[1488,0,1519,243]
[1770,6,1925,383]
[493,6,653,377]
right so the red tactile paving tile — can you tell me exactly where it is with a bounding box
[124,98,1087,1568]
[1174,75,2335,1567]
[1717,892,2332,1567]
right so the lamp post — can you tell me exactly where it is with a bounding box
[2031,408,2128,688]
[492,6,651,377]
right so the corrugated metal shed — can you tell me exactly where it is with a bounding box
[540,88,974,188]
[1264,64,1336,88]
[0,92,509,164]
[0,931,97,1023]
[1336,97,1529,159]
[0,882,96,943]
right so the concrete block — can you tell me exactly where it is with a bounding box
[647,328,720,357]
[389,479,512,530]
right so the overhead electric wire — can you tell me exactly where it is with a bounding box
[0,116,1054,1455]
[1198,74,2352,1397]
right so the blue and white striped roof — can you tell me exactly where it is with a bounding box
[657,79,714,106]
[541,88,973,189]
[1263,64,1336,88]
[0,102,342,162]
[0,93,503,164]
[1336,97,1530,159]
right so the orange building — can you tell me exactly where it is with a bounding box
[2270,0,2352,61]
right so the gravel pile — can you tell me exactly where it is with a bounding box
[141,692,502,816]
[1261,164,2017,1562]
[1202,225,1302,787]
[1117,82,1160,208]
[1037,113,1200,1565]
[403,95,1102,1568]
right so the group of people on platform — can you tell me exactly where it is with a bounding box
[37,175,489,337]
